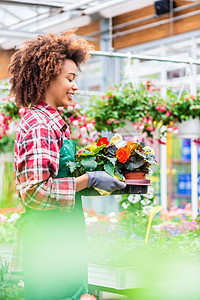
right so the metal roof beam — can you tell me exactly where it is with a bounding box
[0,0,63,8]
[0,28,39,39]
[83,0,126,15]
[62,0,96,11]
[1,7,23,22]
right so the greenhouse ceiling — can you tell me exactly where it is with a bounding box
[0,0,155,50]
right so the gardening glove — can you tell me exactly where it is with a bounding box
[87,171,126,194]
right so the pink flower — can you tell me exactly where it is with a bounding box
[58,107,64,113]
[72,120,79,127]
[86,123,94,131]
[147,118,152,125]
[18,107,26,116]
[146,126,154,132]
[142,117,148,123]
[148,85,156,92]
[67,105,74,112]
[80,126,87,136]
[158,139,166,145]
[160,107,166,112]
[165,112,171,117]
[78,149,84,154]
[156,105,161,111]
[74,103,80,110]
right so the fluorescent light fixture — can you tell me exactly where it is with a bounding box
[100,0,155,18]
[0,29,37,39]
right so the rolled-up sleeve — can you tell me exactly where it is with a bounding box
[15,123,76,212]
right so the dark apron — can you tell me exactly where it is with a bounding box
[22,140,88,300]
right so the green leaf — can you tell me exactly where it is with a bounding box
[125,160,144,171]
[114,167,124,180]
[77,151,95,157]
[107,156,117,166]
[68,161,80,173]
[104,161,114,176]
[81,156,98,171]
[93,145,106,154]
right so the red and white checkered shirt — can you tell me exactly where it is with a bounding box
[14,100,76,212]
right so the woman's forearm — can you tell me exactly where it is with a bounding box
[75,173,89,192]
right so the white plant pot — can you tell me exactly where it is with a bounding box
[176,117,200,139]
[117,120,141,137]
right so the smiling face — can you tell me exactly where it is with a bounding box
[44,59,78,110]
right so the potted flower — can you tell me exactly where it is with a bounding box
[68,133,157,194]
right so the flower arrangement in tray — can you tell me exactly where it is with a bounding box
[68,133,157,181]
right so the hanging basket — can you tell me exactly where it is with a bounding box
[117,120,141,137]
[176,117,200,139]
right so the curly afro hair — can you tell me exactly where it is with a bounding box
[8,31,93,107]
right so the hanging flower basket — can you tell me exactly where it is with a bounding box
[176,117,200,139]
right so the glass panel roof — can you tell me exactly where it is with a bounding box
[0,0,153,50]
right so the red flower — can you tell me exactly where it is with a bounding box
[78,149,84,154]
[116,147,130,163]
[97,137,109,146]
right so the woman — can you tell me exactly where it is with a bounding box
[9,31,126,300]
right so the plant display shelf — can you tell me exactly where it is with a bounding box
[88,263,200,299]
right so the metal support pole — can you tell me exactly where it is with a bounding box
[160,127,168,209]
[89,50,200,65]
[191,141,198,217]
[190,38,198,217]
[160,45,168,209]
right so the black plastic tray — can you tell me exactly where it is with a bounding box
[81,184,149,196]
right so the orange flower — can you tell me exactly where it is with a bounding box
[97,137,109,146]
[126,141,136,151]
[116,147,130,163]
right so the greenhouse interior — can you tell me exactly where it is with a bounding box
[0,0,200,299]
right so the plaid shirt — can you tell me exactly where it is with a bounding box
[14,100,76,212]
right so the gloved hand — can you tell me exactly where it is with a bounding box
[87,171,126,193]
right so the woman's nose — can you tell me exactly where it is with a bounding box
[72,81,78,91]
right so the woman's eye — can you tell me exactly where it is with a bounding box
[68,79,73,82]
